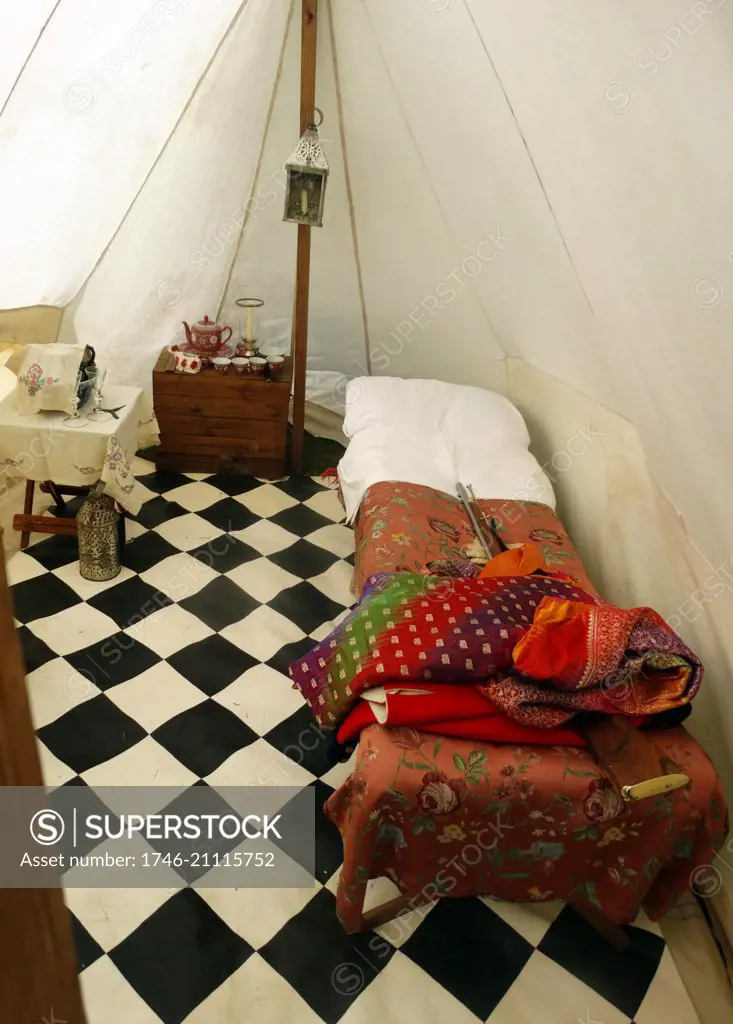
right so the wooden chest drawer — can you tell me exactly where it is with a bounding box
[152,349,291,477]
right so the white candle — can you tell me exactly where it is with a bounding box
[246,308,253,342]
[301,189,308,216]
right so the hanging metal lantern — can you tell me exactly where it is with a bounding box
[77,482,122,582]
[283,108,329,228]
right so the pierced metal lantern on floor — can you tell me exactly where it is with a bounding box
[77,482,122,582]
[283,108,329,227]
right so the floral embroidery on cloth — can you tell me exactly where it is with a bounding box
[18,363,58,398]
[104,436,135,495]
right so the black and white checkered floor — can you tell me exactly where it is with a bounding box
[9,459,700,1024]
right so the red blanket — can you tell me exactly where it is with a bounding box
[336,684,588,748]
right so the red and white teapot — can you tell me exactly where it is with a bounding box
[182,315,233,355]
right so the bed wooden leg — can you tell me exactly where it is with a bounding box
[361,894,432,931]
[20,480,35,550]
[571,902,631,951]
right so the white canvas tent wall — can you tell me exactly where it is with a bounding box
[2,0,733,931]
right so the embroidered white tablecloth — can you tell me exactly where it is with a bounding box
[0,385,158,515]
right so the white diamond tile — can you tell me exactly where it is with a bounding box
[184,955,323,1024]
[307,523,355,557]
[205,737,315,789]
[237,483,299,518]
[5,550,48,586]
[309,560,354,605]
[26,656,101,729]
[339,952,477,1024]
[303,488,344,522]
[66,884,173,951]
[488,950,629,1024]
[154,512,224,551]
[221,605,305,662]
[123,603,213,658]
[140,552,219,602]
[213,663,305,734]
[226,557,300,604]
[106,662,206,732]
[80,958,163,1024]
[235,519,299,556]
[29,604,118,656]
[162,481,228,512]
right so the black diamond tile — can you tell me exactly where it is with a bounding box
[401,898,533,1019]
[538,905,665,1018]
[133,495,187,530]
[136,469,191,494]
[204,472,262,497]
[66,633,161,691]
[268,582,343,635]
[11,573,80,623]
[109,888,253,1024]
[266,636,316,677]
[36,695,147,774]
[51,778,120,861]
[312,780,344,882]
[167,635,257,696]
[197,497,258,533]
[26,534,79,570]
[260,887,394,1024]
[178,576,258,632]
[189,535,260,574]
[275,477,328,502]
[269,780,339,884]
[17,625,56,673]
[270,504,332,537]
[152,700,258,778]
[147,783,245,884]
[265,706,332,778]
[122,531,179,573]
[269,538,340,579]
[70,912,104,971]
[87,576,172,629]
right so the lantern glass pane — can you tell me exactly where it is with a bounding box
[285,170,323,225]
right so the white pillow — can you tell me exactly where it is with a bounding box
[338,426,457,520]
[343,376,529,448]
[338,376,556,519]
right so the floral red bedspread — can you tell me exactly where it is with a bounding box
[326,724,727,933]
[352,482,594,599]
[323,480,728,932]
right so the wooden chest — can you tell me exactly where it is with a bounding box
[152,348,291,476]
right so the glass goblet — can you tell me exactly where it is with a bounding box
[62,372,91,428]
[86,367,111,423]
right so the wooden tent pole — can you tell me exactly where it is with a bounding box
[0,531,88,1023]
[291,0,318,475]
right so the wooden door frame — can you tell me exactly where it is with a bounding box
[0,530,87,1023]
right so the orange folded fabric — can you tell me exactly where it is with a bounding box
[478,543,547,579]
